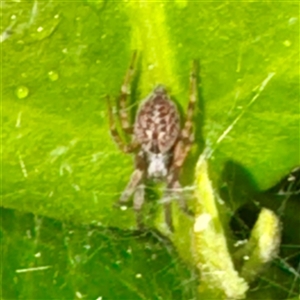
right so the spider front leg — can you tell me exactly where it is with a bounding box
[107,96,137,153]
[107,52,138,153]
[173,59,197,168]
[119,50,137,135]
[165,60,198,221]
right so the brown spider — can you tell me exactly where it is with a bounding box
[107,52,197,231]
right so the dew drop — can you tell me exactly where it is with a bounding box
[148,64,155,70]
[120,205,128,211]
[16,86,29,99]
[48,70,59,81]
[288,17,297,25]
[37,26,44,32]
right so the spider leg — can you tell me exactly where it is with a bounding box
[164,200,174,232]
[119,50,137,134]
[115,151,146,229]
[161,179,175,231]
[133,184,145,229]
[171,180,194,217]
[107,95,138,153]
[107,52,138,153]
[181,59,197,143]
[164,171,193,224]
[173,60,197,168]
[164,61,197,222]
[119,169,144,204]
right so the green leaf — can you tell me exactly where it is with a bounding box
[3,1,299,225]
[2,1,300,299]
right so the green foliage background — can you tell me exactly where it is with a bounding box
[1,1,299,299]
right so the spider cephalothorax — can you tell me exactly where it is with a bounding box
[107,52,197,230]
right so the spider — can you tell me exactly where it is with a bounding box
[107,52,197,231]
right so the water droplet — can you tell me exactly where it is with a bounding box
[54,14,59,19]
[283,40,291,47]
[11,14,16,20]
[48,70,59,81]
[16,86,29,99]
[288,17,297,25]
[148,64,155,70]
[37,26,44,32]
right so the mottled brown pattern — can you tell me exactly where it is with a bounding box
[134,87,180,154]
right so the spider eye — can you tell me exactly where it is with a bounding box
[154,85,166,94]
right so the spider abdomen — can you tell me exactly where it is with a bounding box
[134,86,180,154]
